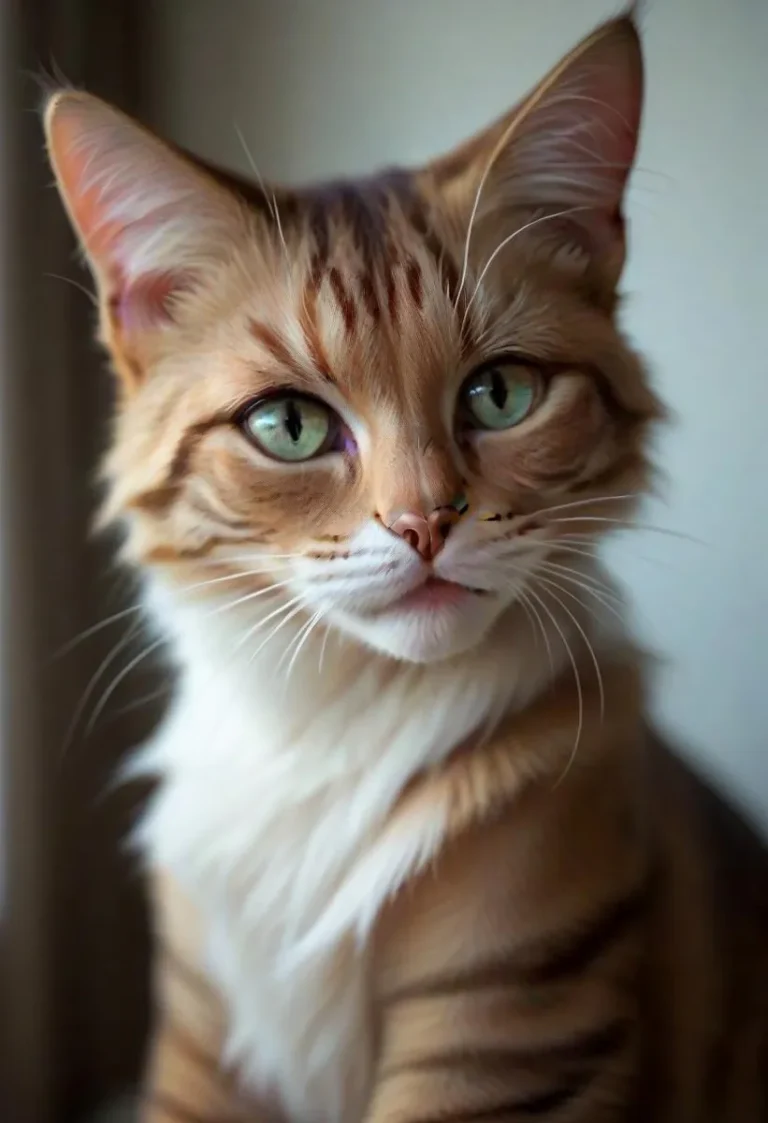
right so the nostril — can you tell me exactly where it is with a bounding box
[389,512,432,560]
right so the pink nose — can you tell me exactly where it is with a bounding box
[388,509,458,561]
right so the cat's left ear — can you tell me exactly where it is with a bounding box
[44,91,248,360]
[431,15,643,295]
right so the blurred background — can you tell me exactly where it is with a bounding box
[1,0,765,1121]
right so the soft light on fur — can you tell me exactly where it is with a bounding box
[44,13,767,1123]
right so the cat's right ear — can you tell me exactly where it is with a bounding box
[44,91,247,354]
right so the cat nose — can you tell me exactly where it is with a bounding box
[388,508,458,561]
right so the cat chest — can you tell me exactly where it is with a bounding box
[194,794,383,1123]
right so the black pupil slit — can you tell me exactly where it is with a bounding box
[490,370,508,410]
[284,399,303,443]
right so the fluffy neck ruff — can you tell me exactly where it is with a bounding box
[134,569,630,1121]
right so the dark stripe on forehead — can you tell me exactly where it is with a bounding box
[358,272,381,322]
[328,267,357,334]
[300,273,333,380]
[399,188,464,311]
[300,170,414,270]
[386,269,399,326]
[406,259,423,310]
[248,318,296,369]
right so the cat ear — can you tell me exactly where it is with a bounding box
[436,16,643,290]
[44,91,246,336]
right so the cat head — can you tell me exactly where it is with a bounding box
[44,15,662,665]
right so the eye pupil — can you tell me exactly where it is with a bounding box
[490,369,508,411]
[462,361,539,431]
[284,399,303,443]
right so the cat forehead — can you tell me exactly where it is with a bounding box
[232,171,466,390]
[283,171,451,276]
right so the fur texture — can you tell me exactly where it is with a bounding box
[44,13,767,1123]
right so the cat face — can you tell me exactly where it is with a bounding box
[44,16,661,664]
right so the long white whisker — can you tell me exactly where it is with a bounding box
[60,622,145,759]
[44,271,98,308]
[548,543,603,564]
[234,122,292,278]
[531,578,604,722]
[283,608,326,689]
[54,604,144,659]
[461,206,590,336]
[547,516,703,544]
[205,580,294,619]
[247,600,309,665]
[536,560,622,603]
[86,637,166,736]
[514,590,539,647]
[277,606,318,675]
[234,594,306,658]
[534,566,625,625]
[185,552,309,568]
[516,579,583,783]
[318,622,333,675]
[517,587,553,672]
[182,570,290,596]
[529,493,641,519]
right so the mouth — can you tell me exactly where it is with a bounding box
[389,576,486,613]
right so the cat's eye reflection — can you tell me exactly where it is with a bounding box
[241,394,338,462]
[462,361,541,431]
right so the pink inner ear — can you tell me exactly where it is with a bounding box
[109,269,192,334]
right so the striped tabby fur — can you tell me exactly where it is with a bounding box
[44,12,767,1123]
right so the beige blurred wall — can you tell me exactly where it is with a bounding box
[145,0,768,824]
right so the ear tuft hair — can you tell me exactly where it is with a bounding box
[44,91,246,332]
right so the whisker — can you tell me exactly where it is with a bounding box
[531,578,605,722]
[517,587,553,672]
[515,590,540,648]
[60,619,149,759]
[548,542,603,564]
[453,104,548,314]
[205,580,294,619]
[44,271,98,307]
[318,622,333,675]
[234,594,307,658]
[53,604,144,660]
[515,578,584,783]
[547,516,704,544]
[534,566,626,625]
[461,206,591,337]
[186,553,308,568]
[247,600,309,665]
[110,684,173,719]
[536,559,622,603]
[283,608,326,688]
[528,493,641,519]
[60,622,146,760]
[234,122,292,279]
[85,636,166,737]
[277,606,318,676]
[181,569,290,596]
[549,535,678,574]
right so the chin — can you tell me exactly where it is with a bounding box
[329,591,505,664]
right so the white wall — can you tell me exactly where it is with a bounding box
[148,0,768,824]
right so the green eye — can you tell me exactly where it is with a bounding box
[242,395,333,461]
[463,363,540,430]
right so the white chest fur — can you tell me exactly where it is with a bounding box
[135,592,576,1123]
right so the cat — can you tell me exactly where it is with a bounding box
[44,12,767,1123]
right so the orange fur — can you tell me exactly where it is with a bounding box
[44,12,767,1123]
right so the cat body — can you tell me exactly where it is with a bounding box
[44,13,767,1123]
